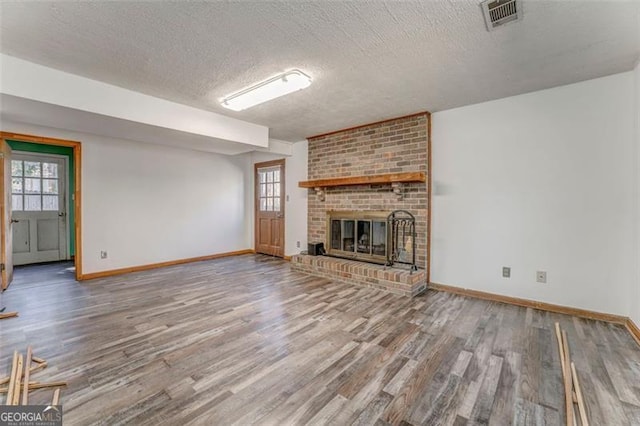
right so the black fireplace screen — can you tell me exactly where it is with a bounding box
[387,210,417,272]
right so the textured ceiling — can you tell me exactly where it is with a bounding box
[1,1,639,141]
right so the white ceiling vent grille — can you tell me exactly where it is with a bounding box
[481,0,522,31]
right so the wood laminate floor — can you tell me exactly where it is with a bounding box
[1,255,639,425]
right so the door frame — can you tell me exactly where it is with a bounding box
[0,132,83,281]
[12,151,71,263]
[254,159,285,257]
[0,140,13,289]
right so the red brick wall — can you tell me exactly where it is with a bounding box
[307,113,430,269]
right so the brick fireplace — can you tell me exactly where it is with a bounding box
[291,112,431,296]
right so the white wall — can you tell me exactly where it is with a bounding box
[285,141,308,256]
[432,72,636,317]
[0,120,251,275]
[249,140,308,257]
[633,61,640,326]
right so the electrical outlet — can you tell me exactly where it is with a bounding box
[502,267,511,278]
[296,241,301,248]
[536,271,547,283]
[100,251,108,259]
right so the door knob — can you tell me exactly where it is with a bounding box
[58,212,66,217]
[10,219,18,223]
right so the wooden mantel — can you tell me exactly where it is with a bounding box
[298,172,426,189]
[298,172,426,201]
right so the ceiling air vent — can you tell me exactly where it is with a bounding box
[481,0,522,31]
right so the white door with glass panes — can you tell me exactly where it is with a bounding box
[11,153,68,265]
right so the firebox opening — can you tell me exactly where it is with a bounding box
[327,211,389,265]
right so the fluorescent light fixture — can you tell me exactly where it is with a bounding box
[221,69,312,111]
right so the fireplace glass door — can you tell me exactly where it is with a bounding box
[371,221,387,256]
[331,220,341,251]
[357,221,370,254]
[342,220,355,252]
[327,212,388,264]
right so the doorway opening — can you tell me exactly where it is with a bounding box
[0,132,82,291]
[11,152,71,265]
[254,159,285,258]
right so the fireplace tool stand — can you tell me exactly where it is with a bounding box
[386,210,418,273]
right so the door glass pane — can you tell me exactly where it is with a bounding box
[24,161,41,177]
[12,195,22,211]
[43,195,59,211]
[24,178,41,194]
[257,165,283,213]
[11,160,22,176]
[25,195,41,211]
[43,179,58,195]
[42,162,58,178]
[12,178,22,194]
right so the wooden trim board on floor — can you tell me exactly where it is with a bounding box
[81,249,254,280]
[425,112,432,284]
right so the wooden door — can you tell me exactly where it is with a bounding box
[0,140,14,290]
[11,154,68,265]
[255,160,285,257]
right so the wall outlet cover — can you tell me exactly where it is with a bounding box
[502,267,511,278]
[536,271,547,283]
[100,251,108,259]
